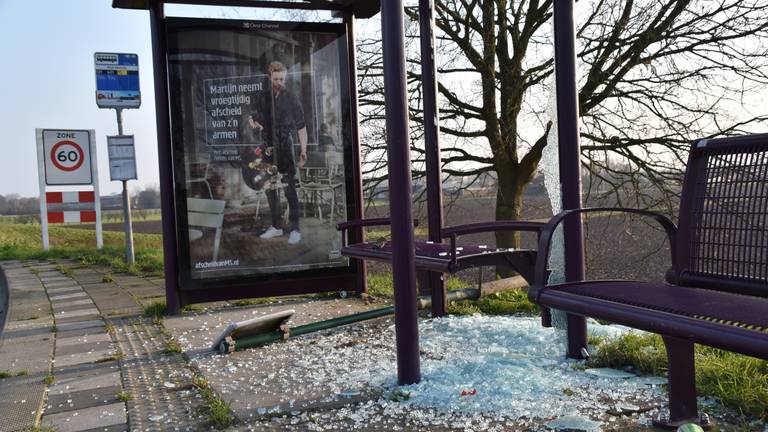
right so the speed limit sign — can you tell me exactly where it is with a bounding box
[40,130,93,185]
[35,128,102,251]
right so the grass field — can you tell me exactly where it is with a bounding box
[0,209,162,225]
[588,333,768,421]
[0,222,163,275]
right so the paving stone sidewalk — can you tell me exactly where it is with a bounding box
[0,261,208,432]
[0,261,130,431]
[0,260,387,432]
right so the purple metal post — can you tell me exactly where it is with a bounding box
[418,0,446,317]
[553,0,587,357]
[344,12,368,295]
[381,0,421,385]
[150,0,182,315]
[659,336,699,425]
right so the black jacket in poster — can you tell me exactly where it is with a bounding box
[250,85,306,177]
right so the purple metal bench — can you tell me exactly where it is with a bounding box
[529,134,768,428]
[338,218,544,285]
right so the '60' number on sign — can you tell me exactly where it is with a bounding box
[50,141,85,172]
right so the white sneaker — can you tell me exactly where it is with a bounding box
[287,230,302,245]
[260,226,283,240]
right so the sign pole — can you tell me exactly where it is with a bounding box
[95,52,139,264]
[35,129,50,251]
[90,130,104,249]
[115,108,135,264]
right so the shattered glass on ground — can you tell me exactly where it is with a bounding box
[168,310,667,430]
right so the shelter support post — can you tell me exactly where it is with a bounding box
[150,0,182,315]
[381,0,421,385]
[344,12,368,296]
[418,0,446,317]
[553,0,588,359]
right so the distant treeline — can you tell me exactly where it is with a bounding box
[0,185,162,216]
[0,194,38,215]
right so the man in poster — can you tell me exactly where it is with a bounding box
[248,61,307,245]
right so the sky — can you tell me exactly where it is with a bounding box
[0,1,160,197]
[1,2,765,198]
[0,1,369,198]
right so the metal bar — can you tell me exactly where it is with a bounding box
[116,108,124,139]
[90,130,104,249]
[553,0,587,359]
[228,289,480,352]
[150,0,182,315]
[738,151,755,278]
[724,151,745,277]
[538,290,768,359]
[183,275,356,304]
[675,141,708,277]
[442,220,545,237]
[121,181,135,264]
[661,335,699,424]
[289,306,396,337]
[163,0,347,11]
[35,129,49,251]
[114,0,381,18]
[229,330,284,350]
[418,0,446,317]
[698,150,716,276]
[756,152,768,281]
[745,150,762,280]
[381,0,420,385]
[116,108,136,264]
[344,12,368,295]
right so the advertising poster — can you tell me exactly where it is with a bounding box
[166,18,353,286]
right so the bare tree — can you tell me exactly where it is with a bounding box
[357,0,768,250]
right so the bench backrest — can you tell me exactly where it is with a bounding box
[675,134,768,297]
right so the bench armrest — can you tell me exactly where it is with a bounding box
[337,218,391,231]
[528,207,678,303]
[441,221,545,238]
[441,221,546,268]
[336,218,419,231]
[336,218,419,247]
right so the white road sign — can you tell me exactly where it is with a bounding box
[40,129,94,185]
[107,135,137,181]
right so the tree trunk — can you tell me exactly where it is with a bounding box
[495,165,526,278]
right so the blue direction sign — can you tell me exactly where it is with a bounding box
[94,52,140,109]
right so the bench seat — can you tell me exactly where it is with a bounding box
[342,240,537,282]
[537,281,768,359]
[338,219,544,288]
[529,134,768,428]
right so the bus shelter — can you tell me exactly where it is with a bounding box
[113,0,586,386]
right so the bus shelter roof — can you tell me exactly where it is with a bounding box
[112,0,380,19]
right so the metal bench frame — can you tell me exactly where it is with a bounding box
[529,134,768,428]
[338,218,544,312]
